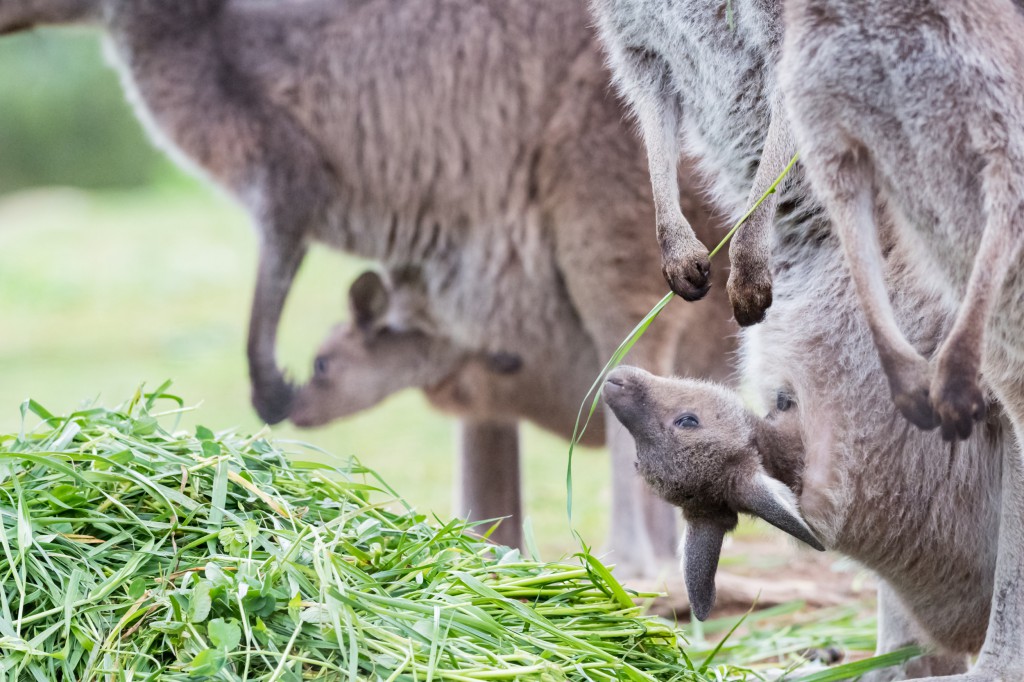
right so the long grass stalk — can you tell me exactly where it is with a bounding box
[566,153,800,521]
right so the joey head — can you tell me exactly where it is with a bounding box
[290,270,520,428]
[603,366,823,620]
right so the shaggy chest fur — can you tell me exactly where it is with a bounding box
[590,0,778,213]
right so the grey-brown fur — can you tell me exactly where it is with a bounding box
[289,269,606,447]
[0,0,738,575]
[776,1,1024,677]
[603,366,823,621]
[588,0,789,324]
[290,243,735,549]
[605,344,1006,675]
[590,0,1019,674]
[781,0,1024,444]
[288,268,593,549]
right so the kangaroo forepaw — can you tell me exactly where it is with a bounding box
[931,372,985,442]
[660,233,711,301]
[888,360,941,431]
[662,254,711,301]
[727,267,773,326]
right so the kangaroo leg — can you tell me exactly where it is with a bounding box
[617,50,711,301]
[456,418,522,550]
[248,235,307,424]
[930,158,1021,441]
[862,581,969,682]
[727,99,796,327]
[807,147,938,431]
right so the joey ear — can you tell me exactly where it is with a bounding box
[682,518,730,621]
[736,471,825,551]
[348,271,389,332]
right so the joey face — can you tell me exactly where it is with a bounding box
[290,324,470,427]
[289,271,468,428]
[289,271,522,428]
[603,366,759,514]
[0,0,99,34]
[604,366,823,620]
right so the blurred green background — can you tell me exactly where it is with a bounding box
[0,28,609,559]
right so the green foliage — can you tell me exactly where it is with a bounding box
[0,386,917,680]
[0,29,171,194]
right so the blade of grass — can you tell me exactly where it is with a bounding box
[566,153,799,524]
[791,645,923,682]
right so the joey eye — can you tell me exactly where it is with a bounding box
[776,390,795,411]
[313,356,328,376]
[673,413,700,429]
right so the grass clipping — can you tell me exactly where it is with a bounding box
[1,386,701,681]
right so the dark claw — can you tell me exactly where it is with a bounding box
[935,383,986,442]
[894,389,941,432]
[728,276,773,327]
[663,257,712,302]
[485,351,523,375]
[941,416,973,442]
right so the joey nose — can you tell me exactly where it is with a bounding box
[603,367,650,430]
[604,366,640,393]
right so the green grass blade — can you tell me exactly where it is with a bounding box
[566,153,800,525]
[791,645,923,682]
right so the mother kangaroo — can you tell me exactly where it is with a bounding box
[0,0,737,576]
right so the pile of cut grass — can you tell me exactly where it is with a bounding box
[1,385,914,680]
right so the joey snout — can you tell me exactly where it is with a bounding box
[603,366,650,435]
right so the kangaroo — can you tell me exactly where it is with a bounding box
[289,269,606,447]
[774,1,1024,678]
[288,268,602,549]
[592,0,1019,676]
[288,226,735,550]
[603,366,824,621]
[604,361,1006,680]
[0,0,738,576]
